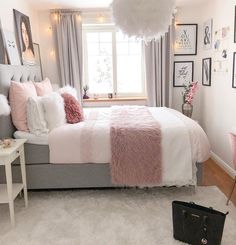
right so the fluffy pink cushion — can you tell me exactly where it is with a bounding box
[9,81,37,131]
[61,93,84,124]
[34,78,53,96]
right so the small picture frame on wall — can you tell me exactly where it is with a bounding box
[202,58,211,86]
[174,24,198,55]
[33,43,43,78]
[203,19,213,50]
[173,61,194,87]
[232,52,236,88]
[234,6,236,43]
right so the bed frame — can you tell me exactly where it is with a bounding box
[0,64,203,189]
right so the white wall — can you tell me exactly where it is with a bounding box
[38,11,60,84]
[174,0,236,169]
[0,0,39,43]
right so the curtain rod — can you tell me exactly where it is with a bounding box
[50,8,111,13]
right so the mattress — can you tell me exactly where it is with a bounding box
[13,131,49,165]
[14,131,48,145]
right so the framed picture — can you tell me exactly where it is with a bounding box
[13,9,36,65]
[232,52,236,88]
[234,6,236,43]
[0,20,6,64]
[202,58,212,86]
[2,30,21,65]
[33,43,43,77]
[174,24,198,55]
[173,61,194,87]
[203,19,213,50]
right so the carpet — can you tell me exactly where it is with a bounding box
[0,186,235,245]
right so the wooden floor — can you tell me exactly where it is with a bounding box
[202,158,236,206]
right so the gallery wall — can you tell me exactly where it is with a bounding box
[174,0,236,173]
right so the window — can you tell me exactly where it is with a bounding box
[83,25,146,97]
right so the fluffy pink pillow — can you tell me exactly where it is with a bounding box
[61,93,84,124]
[9,81,37,131]
[34,78,53,96]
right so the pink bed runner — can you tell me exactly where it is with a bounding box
[111,106,162,186]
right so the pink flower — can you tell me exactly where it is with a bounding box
[182,81,198,104]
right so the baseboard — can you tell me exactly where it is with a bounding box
[211,151,236,178]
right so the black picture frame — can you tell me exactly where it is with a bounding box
[33,43,43,78]
[13,9,36,65]
[202,58,212,86]
[234,6,236,43]
[232,52,236,88]
[173,61,194,87]
[174,24,198,56]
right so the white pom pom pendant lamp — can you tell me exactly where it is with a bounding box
[111,0,175,41]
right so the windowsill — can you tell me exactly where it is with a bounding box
[83,97,147,102]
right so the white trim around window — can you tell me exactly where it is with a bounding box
[82,24,146,98]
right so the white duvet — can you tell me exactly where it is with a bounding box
[49,107,210,186]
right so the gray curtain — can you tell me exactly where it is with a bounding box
[144,24,174,107]
[51,10,83,101]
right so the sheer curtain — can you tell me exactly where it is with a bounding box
[50,10,83,101]
[144,24,174,107]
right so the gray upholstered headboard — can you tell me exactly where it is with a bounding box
[0,65,42,138]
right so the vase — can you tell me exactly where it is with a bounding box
[182,103,193,118]
[83,92,89,99]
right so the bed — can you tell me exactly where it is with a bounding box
[0,64,210,189]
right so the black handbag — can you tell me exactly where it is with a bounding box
[172,201,228,245]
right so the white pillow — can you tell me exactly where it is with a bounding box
[57,85,78,100]
[27,97,49,136]
[41,92,66,131]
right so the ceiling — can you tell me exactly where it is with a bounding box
[26,0,206,11]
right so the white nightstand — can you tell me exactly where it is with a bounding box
[0,139,28,226]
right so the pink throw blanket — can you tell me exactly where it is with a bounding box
[111,106,162,186]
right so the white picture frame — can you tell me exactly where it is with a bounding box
[175,24,198,55]
[203,19,213,50]
[173,61,194,87]
[2,30,21,65]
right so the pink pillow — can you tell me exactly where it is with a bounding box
[9,81,37,131]
[34,78,53,96]
[61,93,84,124]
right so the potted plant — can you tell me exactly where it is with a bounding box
[83,85,89,99]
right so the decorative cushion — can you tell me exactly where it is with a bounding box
[61,93,84,124]
[9,81,37,131]
[41,92,66,131]
[27,96,49,136]
[58,85,78,100]
[34,78,53,96]
[0,94,11,116]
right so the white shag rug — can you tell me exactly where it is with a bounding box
[0,186,235,245]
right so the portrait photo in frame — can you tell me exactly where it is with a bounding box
[203,19,213,50]
[33,43,43,77]
[175,24,198,55]
[0,20,7,64]
[202,58,212,86]
[232,52,236,88]
[173,61,194,87]
[14,9,36,65]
